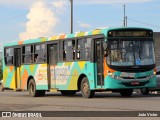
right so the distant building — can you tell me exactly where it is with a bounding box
[154,32,160,67]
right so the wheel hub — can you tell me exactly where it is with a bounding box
[83,82,89,95]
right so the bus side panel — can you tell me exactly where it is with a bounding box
[3,65,16,90]
[20,64,48,90]
[34,64,48,90]
[55,61,95,90]
[85,62,95,89]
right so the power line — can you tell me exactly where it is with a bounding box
[128,18,160,29]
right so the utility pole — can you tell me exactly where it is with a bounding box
[123,4,126,27]
[125,16,127,27]
[123,4,128,27]
[70,0,73,34]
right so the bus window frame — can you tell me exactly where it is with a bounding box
[34,43,46,63]
[4,47,14,66]
[22,44,34,64]
[63,39,76,62]
[21,42,47,65]
[59,34,105,62]
[76,38,92,61]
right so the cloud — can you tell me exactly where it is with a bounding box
[52,0,67,8]
[78,21,92,28]
[51,0,68,14]
[19,0,67,40]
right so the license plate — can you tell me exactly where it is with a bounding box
[131,81,140,85]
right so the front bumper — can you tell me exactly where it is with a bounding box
[104,75,156,89]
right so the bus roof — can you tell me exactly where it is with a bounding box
[4,27,153,47]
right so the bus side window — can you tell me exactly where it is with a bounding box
[72,40,75,60]
[63,51,66,61]
[63,42,66,61]
[84,38,91,59]
[22,45,34,64]
[34,54,38,62]
[77,39,83,59]
[4,48,14,65]
[34,44,46,63]
[77,38,91,60]
[77,50,80,59]
[63,40,75,61]
[59,41,63,61]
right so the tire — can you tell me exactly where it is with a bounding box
[120,89,133,97]
[0,84,4,92]
[141,88,149,95]
[81,77,95,98]
[61,90,76,96]
[28,79,45,97]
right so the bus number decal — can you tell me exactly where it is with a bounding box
[50,66,69,85]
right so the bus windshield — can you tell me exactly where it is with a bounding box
[107,39,155,66]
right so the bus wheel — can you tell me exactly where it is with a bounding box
[61,90,76,96]
[28,79,39,97]
[81,77,95,98]
[0,84,4,92]
[120,89,133,97]
[141,88,149,95]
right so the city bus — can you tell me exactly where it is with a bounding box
[3,27,156,98]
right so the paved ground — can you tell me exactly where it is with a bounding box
[0,90,160,119]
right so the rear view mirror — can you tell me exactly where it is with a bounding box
[103,41,107,50]
[103,41,110,57]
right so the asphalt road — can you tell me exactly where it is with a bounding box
[0,90,160,119]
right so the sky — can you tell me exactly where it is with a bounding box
[0,0,160,51]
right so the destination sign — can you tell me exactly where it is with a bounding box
[108,30,153,37]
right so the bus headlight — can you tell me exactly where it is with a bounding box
[111,74,121,80]
[108,72,113,76]
[150,75,154,79]
[147,75,154,79]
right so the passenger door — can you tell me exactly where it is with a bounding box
[48,44,58,89]
[94,38,104,87]
[14,48,21,89]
